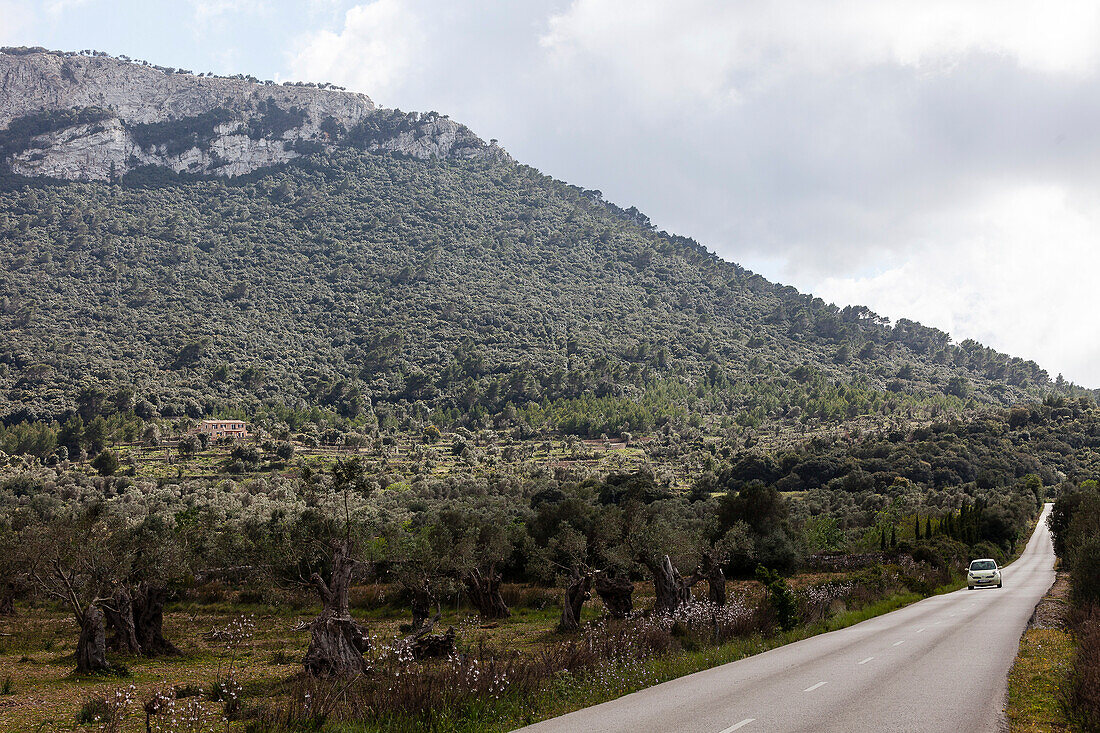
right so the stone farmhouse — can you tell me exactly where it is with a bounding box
[193,419,249,440]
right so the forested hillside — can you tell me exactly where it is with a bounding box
[0,144,1077,432]
[0,48,1093,732]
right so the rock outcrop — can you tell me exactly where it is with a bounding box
[0,48,505,180]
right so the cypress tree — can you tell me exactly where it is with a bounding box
[880,528,887,552]
[890,525,896,549]
[925,516,932,540]
[914,515,921,541]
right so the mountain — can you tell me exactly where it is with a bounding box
[0,48,1079,433]
[0,47,502,180]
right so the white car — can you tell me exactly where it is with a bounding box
[967,559,1002,590]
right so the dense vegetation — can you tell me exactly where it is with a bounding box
[1050,480,1100,730]
[0,143,1086,434]
[0,391,1072,729]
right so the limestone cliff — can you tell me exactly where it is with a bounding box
[0,48,505,181]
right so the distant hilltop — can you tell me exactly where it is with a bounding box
[0,47,505,180]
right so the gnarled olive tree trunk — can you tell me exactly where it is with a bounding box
[76,604,109,673]
[697,552,726,607]
[643,555,693,615]
[103,587,142,654]
[103,584,178,656]
[558,569,591,632]
[464,566,510,620]
[133,583,179,656]
[0,580,18,616]
[303,542,370,677]
[406,580,433,634]
[594,573,634,619]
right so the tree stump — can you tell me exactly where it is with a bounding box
[399,605,455,659]
[76,604,109,673]
[594,573,634,619]
[464,567,510,620]
[405,607,456,660]
[303,542,370,677]
[558,570,591,632]
[411,626,456,659]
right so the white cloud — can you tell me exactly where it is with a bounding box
[527,1,1100,385]
[815,184,1100,384]
[287,0,424,103]
[541,0,1100,104]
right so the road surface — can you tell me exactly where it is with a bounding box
[517,504,1055,733]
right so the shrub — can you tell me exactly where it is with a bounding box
[756,565,799,631]
[91,449,119,476]
[1072,607,1100,731]
[970,541,1005,565]
[1072,537,1100,608]
[231,444,261,464]
[76,696,110,725]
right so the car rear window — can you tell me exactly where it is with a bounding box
[970,560,997,571]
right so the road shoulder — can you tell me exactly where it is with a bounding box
[1006,570,1073,732]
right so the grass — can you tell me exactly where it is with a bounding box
[0,579,944,732]
[1006,571,1074,732]
[1007,627,1074,732]
[0,513,1043,731]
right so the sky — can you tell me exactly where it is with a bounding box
[5,0,1100,386]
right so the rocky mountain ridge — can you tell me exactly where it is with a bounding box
[0,48,503,180]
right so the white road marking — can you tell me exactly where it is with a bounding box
[804,681,828,692]
[916,627,926,633]
[858,656,874,664]
[718,720,755,733]
[893,640,905,646]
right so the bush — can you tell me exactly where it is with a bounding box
[91,449,119,476]
[756,565,799,631]
[1072,607,1100,731]
[970,541,1005,566]
[76,696,110,724]
[231,444,261,464]
[1072,538,1100,608]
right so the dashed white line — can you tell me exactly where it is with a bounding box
[804,681,828,692]
[893,640,906,646]
[718,719,755,732]
[916,627,926,633]
[858,656,874,665]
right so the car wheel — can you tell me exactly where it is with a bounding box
[997,582,1002,588]
[968,585,974,590]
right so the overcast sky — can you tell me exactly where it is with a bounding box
[6,0,1100,386]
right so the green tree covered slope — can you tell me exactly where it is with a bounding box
[0,52,1084,433]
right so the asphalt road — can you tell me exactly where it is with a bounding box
[517,503,1055,733]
